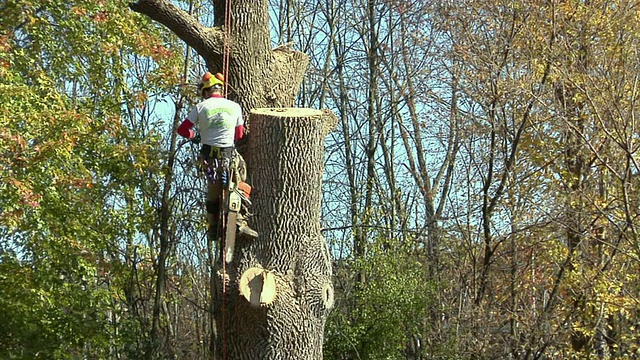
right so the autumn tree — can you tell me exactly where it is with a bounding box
[0,0,184,357]
[429,0,640,358]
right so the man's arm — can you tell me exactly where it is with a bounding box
[234,106,245,142]
[235,124,245,141]
[177,119,195,139]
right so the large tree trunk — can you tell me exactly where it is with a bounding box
[216,108,335,359]
[129,2,335,358]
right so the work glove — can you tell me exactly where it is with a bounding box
[191,133,201,144]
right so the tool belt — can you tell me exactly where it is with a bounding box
[200,144,235,160]
[201,144,239,187]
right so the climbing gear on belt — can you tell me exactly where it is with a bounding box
[201,147,257,265]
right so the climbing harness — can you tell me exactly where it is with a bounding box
[202,147,243,263]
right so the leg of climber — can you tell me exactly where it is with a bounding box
[236,212,258,238]
[206,177,222,239]
[231,151,258,239]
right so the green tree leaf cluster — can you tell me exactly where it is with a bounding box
[325,235,434,360]
[0,0,183,358]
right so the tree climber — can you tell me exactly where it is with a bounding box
[177,72,258,240]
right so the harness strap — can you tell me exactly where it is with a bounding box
[201,144,235,160]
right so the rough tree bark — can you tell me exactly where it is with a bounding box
[129,1,335,359]
[129,0,308,110]
[229,108,336,359]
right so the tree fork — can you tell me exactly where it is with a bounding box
[129,0,309,109]
[213,108,336,359]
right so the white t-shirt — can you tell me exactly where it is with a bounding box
[186,96,243,147]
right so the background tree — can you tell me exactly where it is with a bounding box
[426,0,640,357]
[0,0,184,357]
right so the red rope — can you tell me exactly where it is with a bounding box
[221,1,232,358]
[220,187,227,360]
[222,0,232,98]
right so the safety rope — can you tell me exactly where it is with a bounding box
[220,0,232,357]
[222,0,232,98]
[220,178,228,360]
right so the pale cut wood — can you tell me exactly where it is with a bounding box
[251,107,323,117]
[239,267,277,306]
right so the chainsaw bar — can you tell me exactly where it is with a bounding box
[224,211,237,263]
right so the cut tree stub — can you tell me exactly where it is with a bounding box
[239,266,277,306]
[250,107,323,117]
[245,107,334,272]
[219,107,335,360]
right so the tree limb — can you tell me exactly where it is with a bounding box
[129,0,224,62]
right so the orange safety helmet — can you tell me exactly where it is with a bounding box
[199,72,224,95]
